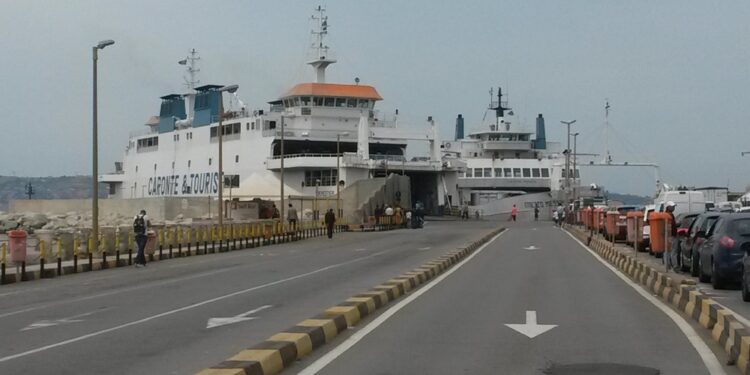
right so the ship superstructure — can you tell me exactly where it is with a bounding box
[442,88,576,214]
[101,7,457,217]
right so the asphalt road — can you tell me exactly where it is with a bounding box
[292,221,733,375]
[0,220,497,375]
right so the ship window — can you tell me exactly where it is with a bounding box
[494,168,502,178]
[305,169,338,187]
[474,168,483,178]
[171,161,175,169]
[561,169,566,178]
[246,123,250,131]
[358,99,369,108]
[336,98,347,107]
[503,168,512,178]
[541,168,550,178]
[235,155,239,163]
[532,168,541,177]
[484,168,492,178]
[293,97,301,107]
[314,97,324,106]
[575,169,580,178]
[300,96,311,106]
[347,98,357,108]
[465,168,472,178]
[513,168,522,178]
[301,107,312,115]
[523,168,531,178]
[209,158,212,166]
[188,160,191,168]
[324,97,335,107]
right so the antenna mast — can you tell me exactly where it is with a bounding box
[308,5,336,83]
[179,49,201,92]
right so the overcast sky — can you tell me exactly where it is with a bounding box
[1,1,748,196]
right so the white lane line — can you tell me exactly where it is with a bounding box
[297,230,508,375]
[0,249,392,363]
[564,231,726,375]
[22,308,110,331]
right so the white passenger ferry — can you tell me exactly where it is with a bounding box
[101,7,458,218]
[442,88,576,216]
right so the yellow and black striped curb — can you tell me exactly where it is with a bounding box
[195,227,505,375]
[568,226,750,373]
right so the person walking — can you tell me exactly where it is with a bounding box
[287,203,298,230]
[374,204,382,225]
[133,209,150,267]
[534,205,540,221]
[271,204,280,219]
[462,203,469,220]
[511,204,518,222]
[665,201,677,270]
[556,204,564,227]
[324,208,336,239]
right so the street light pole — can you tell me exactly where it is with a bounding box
[280,116,285,224]
[560,120,576,203]
[92,39,114,254]
[335,132,350,218]
[572,132,580,203]
[216,85,238,243]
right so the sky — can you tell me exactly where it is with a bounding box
[0,0,748,196]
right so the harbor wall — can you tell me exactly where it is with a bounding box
[10,197,219,221]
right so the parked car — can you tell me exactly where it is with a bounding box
[683,212,724,276]
[698,213,750,289]
[672,212,700,271]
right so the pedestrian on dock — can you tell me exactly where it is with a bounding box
[534,205,540,221]
[288,203,298,230]
[665,201,677,270]
[133,209,150,267]
[374,204,382,225]
[511,204,518,222]
[325,208,336,239]
[272,204,280,219]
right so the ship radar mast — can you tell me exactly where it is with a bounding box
[308,5,336,83]
[489,87,513,131]
[178,49,201,120]
[178,48,201,92]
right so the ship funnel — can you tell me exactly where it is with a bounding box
[455,114,464,140]
[534,114,547,150]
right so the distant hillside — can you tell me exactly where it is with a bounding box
[0,176,106,211]
[606,192,652,206]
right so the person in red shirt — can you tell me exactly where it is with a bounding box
[511,205,518,222]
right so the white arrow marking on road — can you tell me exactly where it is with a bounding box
[206,305,272,329]
[22,309,109,331]
[523,245,540,250]
[505,311,557,338]
[418,247,431,251]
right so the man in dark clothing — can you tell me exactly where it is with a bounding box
[665,201,678,270]
[133,209,151,267]
[288,203,298,230]
[271,204,280,219]
[324,209,336,239]
[534,205,540,221]
[374,204,382,225]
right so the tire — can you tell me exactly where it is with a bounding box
[698,257,711,283]
[742,272,750,302]
[711,260,725,290]
[690,250,700,277]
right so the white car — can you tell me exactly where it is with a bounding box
[641,204,656,250]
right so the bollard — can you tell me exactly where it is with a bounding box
[159,229,164,260]
[128,231,133,265]
[114,232,120,266]
[1,243,5,284]
[57,239,63,275]
[73,238,79,273]
[39,240,46,278]
[87,236,93,272]
[177,228,182,257]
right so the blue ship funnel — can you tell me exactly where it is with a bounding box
[534,114,546,149]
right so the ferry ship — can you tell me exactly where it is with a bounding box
[442,88,576,216]
[101,7,459,220]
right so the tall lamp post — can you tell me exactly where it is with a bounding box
[217,84,239,240]
[336,132,350,218]
[560,120,576,203]
[92,39,114,254]
[572,132,580,203]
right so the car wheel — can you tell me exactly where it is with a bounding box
[743,271,750,302]
[711,260,725,290]
[698,257,711,283]
[690,251,700,277]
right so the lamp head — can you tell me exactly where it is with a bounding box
[96,40,115,49]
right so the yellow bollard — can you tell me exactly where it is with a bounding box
[40,240,46,262]
[176,227,182,245]
[1,242,6,264]
[87,236,93,255]
[57,239,62,258]
[73,238,79,256]
[187,228,192,244]
[158,229,164,247]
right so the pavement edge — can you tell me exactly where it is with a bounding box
[194,226,505,375]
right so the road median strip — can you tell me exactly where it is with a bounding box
[568,225,750,373]
[196,226,505,375]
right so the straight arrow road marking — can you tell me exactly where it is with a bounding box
[505,310,557,338]
[22,308,110,331]
[523,245,540,250]
[206,305,273,329]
